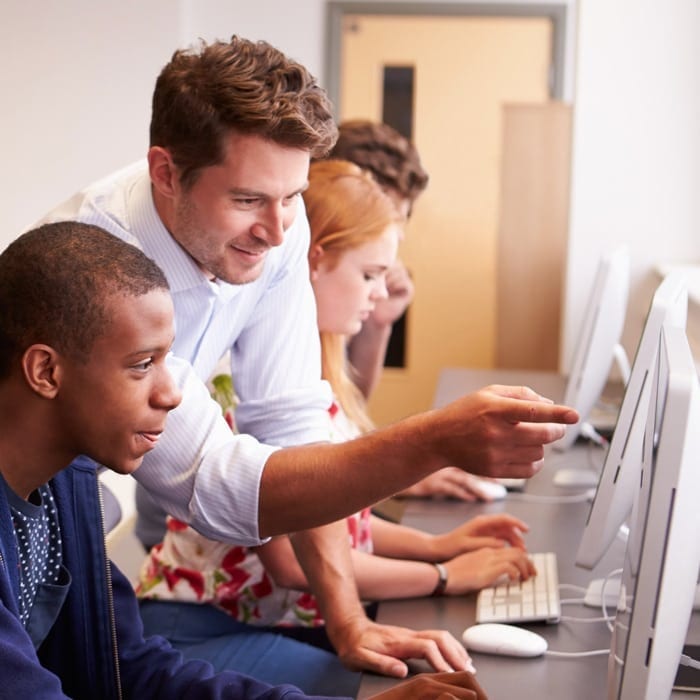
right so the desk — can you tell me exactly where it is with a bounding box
[357,368,697,699]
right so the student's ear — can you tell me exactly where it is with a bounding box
[148,146,179,199]
[21,345,62,399]
[308,244,325,280]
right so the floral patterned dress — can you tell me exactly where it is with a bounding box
[136,395,373,628]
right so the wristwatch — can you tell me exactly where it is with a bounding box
[431,562,448,596]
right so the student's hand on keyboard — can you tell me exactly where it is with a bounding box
[369,671,488,700]
[431,513,529,559]
[475,552,560,624]
[442,547,537,595]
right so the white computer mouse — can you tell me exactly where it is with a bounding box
[472,478,507,501]
[462,623,547,658]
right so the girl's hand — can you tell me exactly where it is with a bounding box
[443,546,537,595]
[431,514,529,559]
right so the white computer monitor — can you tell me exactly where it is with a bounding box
[555,247,630,452]
[575,271,687,569]
[607,323,700,699]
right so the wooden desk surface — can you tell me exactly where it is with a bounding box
[357,367,697,699]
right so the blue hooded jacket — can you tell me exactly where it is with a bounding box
[0,455,348,700]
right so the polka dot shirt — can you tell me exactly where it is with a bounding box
[8,483,63,628]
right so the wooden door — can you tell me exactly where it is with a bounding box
[338,14,556,424]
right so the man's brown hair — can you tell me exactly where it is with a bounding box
[150,35,338,189]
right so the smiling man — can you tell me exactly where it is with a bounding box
[152,132,309,285]
[37,36,577,693]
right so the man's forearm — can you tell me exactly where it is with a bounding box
[259,414,436,537]
[258,386,578,537]
[289,522,367,639]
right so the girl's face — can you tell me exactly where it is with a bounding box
[311,225,400,336]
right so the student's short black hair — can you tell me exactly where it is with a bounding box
[0,221,169,379]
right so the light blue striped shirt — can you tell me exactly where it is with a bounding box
[39,161,333,546]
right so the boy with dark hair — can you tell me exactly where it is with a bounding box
[0,221,487,700]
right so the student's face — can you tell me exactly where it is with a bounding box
[58,290,181,474]
[311,226,400,336]
[170,133,310,285]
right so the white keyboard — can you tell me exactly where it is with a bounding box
[475,551,561,624]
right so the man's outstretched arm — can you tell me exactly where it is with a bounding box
[259,385,577,536]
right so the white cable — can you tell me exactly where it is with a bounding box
[680,654,700,671]
[546,649,610,658]
[600,568,624,632]
[560,615,611,623]
[579,421,608,447]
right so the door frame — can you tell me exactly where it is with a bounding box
[324,1,571,115]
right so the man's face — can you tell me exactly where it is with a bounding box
[170,133,311,284]
[57,289,181,474]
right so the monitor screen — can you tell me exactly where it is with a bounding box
[555,247,630,451]
[607,323,700,700]
[576,271,687,569]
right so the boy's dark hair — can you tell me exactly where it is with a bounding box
[327,120,429,206]
[150,35,338,189]
[0,221,169,378]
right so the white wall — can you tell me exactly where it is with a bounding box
[562,0,700,370]
[2,0,699,366]
[0,0,333,249]
[0,0,182,242]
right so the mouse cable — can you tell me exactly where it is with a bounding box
[558,582,586,606]
[545,648,610,658]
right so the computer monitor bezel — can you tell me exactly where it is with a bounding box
[608,323,700,699]
[575,271,688,569]
[555,246,630,451]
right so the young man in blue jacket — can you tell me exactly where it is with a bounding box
[0,220,487,699]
